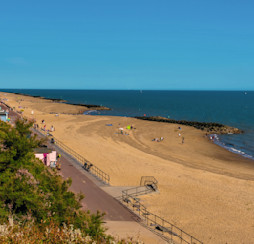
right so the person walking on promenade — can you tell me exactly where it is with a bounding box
[57,153,61,163]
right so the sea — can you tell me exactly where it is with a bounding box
[1,89,254,160]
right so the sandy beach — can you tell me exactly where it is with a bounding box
[1,92,254,244]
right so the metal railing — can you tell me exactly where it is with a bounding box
[122,193,203,244]
[37,129,110,185]
[122,185,155,198]
[140,176,158,190]
[36,128,202,243]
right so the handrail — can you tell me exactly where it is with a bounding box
[140,176,158,191]
[36,128,202,243]
[140,176,158,186]
[37,129,110,185]
[122,192,203,244]
[122,186,155,198]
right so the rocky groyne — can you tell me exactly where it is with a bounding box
[65,103,110,111]
[135,116,243,134]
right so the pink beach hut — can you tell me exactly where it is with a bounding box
[34,148,57,168]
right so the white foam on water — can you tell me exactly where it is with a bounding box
[211,134,253,159]
[83,110,98,115]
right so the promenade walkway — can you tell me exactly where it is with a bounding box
[54,144,137,221]
[1,102,166,243]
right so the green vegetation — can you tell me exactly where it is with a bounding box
[0,119,116,243]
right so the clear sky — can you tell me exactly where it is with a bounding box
[0,0,253,90]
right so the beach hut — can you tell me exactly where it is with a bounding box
[34,147,57,168]
[0,110,8,122]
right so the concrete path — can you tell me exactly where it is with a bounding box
[58,153,138,221]
[1,101,167,243]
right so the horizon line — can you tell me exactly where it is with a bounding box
[0,88,253,92]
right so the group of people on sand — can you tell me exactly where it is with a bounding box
[40,119,55,132]
[177,126,185,144]
[116,124,135,135]
[33,119,56,134]
[34,123,39,129]
[152,126,185,144]
[152,137,164,142]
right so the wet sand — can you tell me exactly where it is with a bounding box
[1,92,254,243]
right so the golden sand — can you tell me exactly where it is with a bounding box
[1,92,254,244]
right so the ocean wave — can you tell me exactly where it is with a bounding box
[210,134,253,159]
[83,110,98,115]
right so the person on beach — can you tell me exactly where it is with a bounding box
[57,153,61,163]
[182,136,184,144]
[56,162,61,170]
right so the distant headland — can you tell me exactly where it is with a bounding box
[11,92,110,112]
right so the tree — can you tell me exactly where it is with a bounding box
[0,118,42,171]
[0,119,106,240]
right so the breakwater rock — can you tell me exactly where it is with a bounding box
[135,116,243,134]
[65,103,110,111]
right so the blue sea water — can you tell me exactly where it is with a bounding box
[1,89,254,159]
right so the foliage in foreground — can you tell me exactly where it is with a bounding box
[0,218,143,244]
[0,119,110,242]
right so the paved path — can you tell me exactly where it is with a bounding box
[1,102,137,221]
[56,150,138,221]
[1,101,166,243]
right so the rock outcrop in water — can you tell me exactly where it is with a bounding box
[135,116,243,134]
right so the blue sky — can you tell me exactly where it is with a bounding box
[0,0,253,90]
